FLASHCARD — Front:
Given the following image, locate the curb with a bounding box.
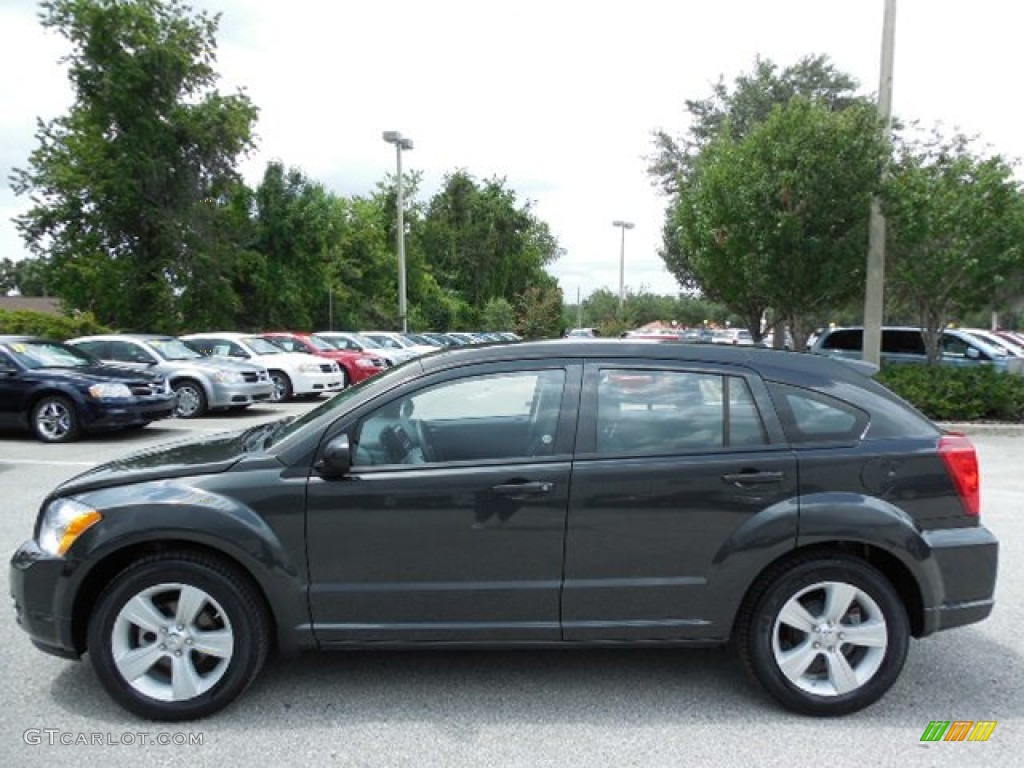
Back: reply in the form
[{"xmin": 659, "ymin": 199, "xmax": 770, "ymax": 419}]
[{"xmin": 937, "ymin": 422, "xmax": 1024, "ymax": 436}]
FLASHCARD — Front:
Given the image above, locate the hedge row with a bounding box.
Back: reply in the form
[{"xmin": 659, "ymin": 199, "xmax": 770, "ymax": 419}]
[
  {"xmin": 0, "ymin": 309, "xmax": 110, "ymax": 340},
  {"xmin": 876, "ymin": 364, "xmax": 1024, "ymax": 422}
]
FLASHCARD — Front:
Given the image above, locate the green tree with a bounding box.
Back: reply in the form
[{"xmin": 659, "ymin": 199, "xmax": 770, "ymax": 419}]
[
  {"xmin": 11, "ymin": 0, "xmax": 258, "ymax": 332},
  {"xmin": 669, "ymin": 97, "xmax": 887, "ymax": 347},
  {"xmin": 416, "ymin": 171, "xmax": 562, "ymax": 324},
  {"xmin": 0, "ymin": 257, "xmax": 52, "ymax": 296},
  {"xmin": 515, "ymin": 275, "xmax": 563, "ymax": 339},
  {"xmin": 884, "ymin": 129, "xmax": 1024, "ymax": 363},
  {"xmin": 650, "ymin": 55, "xmax": 868, "ymax": 298},
  {"xmin": 481, "ymin": 297, "xmax": 516, "ymax": 331}
]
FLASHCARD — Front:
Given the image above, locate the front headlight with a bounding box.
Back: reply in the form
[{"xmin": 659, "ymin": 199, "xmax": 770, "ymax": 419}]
[
  {"xmin": 355, "ymin": 358, "xmax": 377, "ymax": 369},
  {"xmin": 298, "ymin": 363, "xmax": 321, "ymax": 373},
  {"xmin": 214, "ymin": 369, "xmax": 243, "ymax": 383},
  {"xmin": 38, "ymin": 498, "xmax": 102, "ymax": 556},
  {"xmin": 88, "ymin": 382, "xmax": 133, "ymax": 399}
]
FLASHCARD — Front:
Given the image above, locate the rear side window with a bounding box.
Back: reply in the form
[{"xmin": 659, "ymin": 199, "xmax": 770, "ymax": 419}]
[
  {"xmin": 768, "ymin": 383, "xmax": 868, "ymax": 445},
  {"xmin": 594, "ymin": 370, "xmax": 767, "ymax": 455},
  {"xmin": 821, "ymin": 330, "xmax": 861, "ymax": 351},
  {"xmin": 881, "ymin": 330, "xmax": 925, "ymax": 355}
]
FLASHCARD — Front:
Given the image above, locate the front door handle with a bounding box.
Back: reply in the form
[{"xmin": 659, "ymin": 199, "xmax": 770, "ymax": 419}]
[
  {"xmin": 721, "ymin": 471, "xmax": 784, "ymax": 487},
  {"xmin": 491, "ymin": 481, "xmax": 554, "ymax": 496}
]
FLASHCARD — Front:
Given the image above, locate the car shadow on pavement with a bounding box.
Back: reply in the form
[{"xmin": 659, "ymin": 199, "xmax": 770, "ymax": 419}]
[{"xmin": 47, "ymin": 628, "xmax": 1022, "ymax": 727}]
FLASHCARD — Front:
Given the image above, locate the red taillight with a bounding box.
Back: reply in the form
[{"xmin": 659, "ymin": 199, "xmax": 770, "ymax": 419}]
[{"xmin": 938, "ymin": 433, "xmax": 980, "ymax": 516}]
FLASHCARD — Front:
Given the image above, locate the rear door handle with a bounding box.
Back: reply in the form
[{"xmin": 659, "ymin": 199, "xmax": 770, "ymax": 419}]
[
  {"xmin": 491, "ymin": 481, "xmax": 554, "ymax": 496},
  {"xmin": 721, "ymin": 471, "xmax": 784, "ymax": 487}
]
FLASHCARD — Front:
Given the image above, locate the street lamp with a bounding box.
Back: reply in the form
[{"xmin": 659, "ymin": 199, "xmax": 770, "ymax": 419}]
[
  {"xmin": 612, "ymin": 220, "xmax": 634, "ymax": 310},
  {"xmin": 382, "ymin": 130, "xmax": 414, "ymax": 332}
]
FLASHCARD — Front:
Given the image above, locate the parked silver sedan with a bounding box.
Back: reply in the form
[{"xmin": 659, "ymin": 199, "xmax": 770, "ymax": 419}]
[{"xmin": 68, "ymin": 334, "xmax": 274, "ymax": 418}]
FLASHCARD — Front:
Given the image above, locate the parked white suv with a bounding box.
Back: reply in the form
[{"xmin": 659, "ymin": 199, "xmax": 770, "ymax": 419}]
[{"xmin": 181, "ymin": 333, "xmax": 345, "ymax": 401}]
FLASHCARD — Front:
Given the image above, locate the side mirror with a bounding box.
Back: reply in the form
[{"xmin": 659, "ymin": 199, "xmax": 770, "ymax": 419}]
[
  {"xmin": 316, "ymin": 434, "xmax": 352, "ymax": 477},
  {"xmin": 965, "ymin": 347, "xmax": 981, "ymax": 360}
]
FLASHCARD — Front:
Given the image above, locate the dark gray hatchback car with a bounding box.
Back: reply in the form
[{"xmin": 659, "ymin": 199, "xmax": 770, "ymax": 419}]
[{"xmin": 10, "ymin": 341, "xmax": 998, "ymax": 720}]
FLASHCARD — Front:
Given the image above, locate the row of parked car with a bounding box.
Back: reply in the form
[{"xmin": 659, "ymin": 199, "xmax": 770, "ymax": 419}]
[{"xmin": 0, "ymin": 330, "xmax": 521, "ymax": 443}]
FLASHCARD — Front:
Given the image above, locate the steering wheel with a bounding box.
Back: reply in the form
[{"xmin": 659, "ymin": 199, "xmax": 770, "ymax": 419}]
[{"xmin": 400, "ymin": 398, "xmax": 435, "ymax": 463}]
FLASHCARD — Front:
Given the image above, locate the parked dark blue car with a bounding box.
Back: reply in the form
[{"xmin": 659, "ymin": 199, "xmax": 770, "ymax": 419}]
[{"xmin": 0, "ymin": 336, "xmax": 176, "ymax": 442}]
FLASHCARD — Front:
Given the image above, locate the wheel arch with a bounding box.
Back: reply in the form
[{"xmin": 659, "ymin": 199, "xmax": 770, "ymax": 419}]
[
  {"xmin": 70, "ymin": 537, "xmax": 309, "ymax": 659},
  {"xmin": 731, "ymin": 542, "xmax": 926, "ymax": 640}
]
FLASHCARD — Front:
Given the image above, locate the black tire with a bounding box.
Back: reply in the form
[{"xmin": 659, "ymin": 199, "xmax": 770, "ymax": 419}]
[
  {"xmin": 736, "ymin": 554, "xmax": 909, "ymax": 716},
  {"xmin": 87, "ymin": 550, "xmax": 269, "ymax": 721},
  {"xmin": 268, "ymin": 371, "xmax": 292, "ymax": 402},
  {"xmin": 30, "ymin": 394, "xmax": 82, "ymax": 443},
  {"xmin": 173, "ymin": 380, "xmax": 208, "ymax": 419}
]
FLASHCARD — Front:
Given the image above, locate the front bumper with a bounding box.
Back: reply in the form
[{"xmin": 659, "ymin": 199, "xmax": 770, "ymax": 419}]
[
  {"xmin": 83, "ymin": 394, "xmax": 177, "ymax": 430},
  {"xmin": 10, "ymin": 539, "xmax": 80, "ymax": 659},
  {"xmin": 920, "ymin": 525, "xmax": 998, "ymax": 636},
  {"xmin": 207, "ymin": 379, "xmax": 275, "ymax": 409},
  {"xmin": 291, "ymin": 369, "xmax": 345, "ymax": 396}
]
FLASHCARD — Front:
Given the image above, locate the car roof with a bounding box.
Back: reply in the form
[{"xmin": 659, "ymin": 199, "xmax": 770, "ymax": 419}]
[
  {"xmin": 417, "ymin": 338, "xmax": 875, "ymax": 382},
  {"xmin": 70, "ymin": 333, "xmax": 176, "ymax": 343}
]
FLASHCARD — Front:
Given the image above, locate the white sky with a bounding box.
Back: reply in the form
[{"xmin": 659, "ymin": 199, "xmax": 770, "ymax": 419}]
[{"xmin": 2, "ymin": 0, "xmax": 1023, "ymax": 302}]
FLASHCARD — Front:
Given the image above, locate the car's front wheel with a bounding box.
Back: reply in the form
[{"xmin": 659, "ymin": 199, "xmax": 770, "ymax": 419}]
[
  {"xmin": 173, "ymin": 380, "xmax": 207, "ymax": 419},
  {"xmin": 30, "ymin": 394, "xmax": 81, "ymax": 443},
  {"xmin": 87, "ymin": 551, "xmax": 269, "ymax": 721},
  {"xmin": 268, "ymin": 371, "xmax": 292, "ymax": 402},
  {"xmin": 737, "ymin": 554, "xmax": 909, "ymax": 716}
]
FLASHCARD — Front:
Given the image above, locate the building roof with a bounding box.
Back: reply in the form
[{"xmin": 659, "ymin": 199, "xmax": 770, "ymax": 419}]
[{"xmin": 0, "ymin": 296, "xmax": 63, "ymax": 315}]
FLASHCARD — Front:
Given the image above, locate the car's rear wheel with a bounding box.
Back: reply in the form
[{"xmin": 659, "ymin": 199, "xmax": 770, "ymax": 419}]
[
  {"xmin": 87, "ymin": 551, "xmax": 269, "ymax": 721},
  {"xmin": 268, "ymin": 371, "xmax": 292, "ymax": 402},
  {"xmin": 30, "ymin": 394, "xmax": 81, "ymax": 443},
  {"xmin": 173, "ymin": 380, "xmax": 207, "ymax": 419},
  {"xmin": 737, "ymin": 555, "xmax": 909, "ymax": 716}
]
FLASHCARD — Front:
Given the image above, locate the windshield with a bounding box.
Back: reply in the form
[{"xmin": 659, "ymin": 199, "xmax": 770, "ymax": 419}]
[
  {"xmin": 306, "ymin": 335, "xmax": 335, "ymax": 351},
  {"xmin": 405, "ymin": 334, "xmax": 441, "ymax": 346},
  {"xmin": 241, "ymin": 337, "xmax": 284, "ymax": 355},
  {"xmin": 366, "ymin": 334, "xmax": 406, "ymax": 350},
  {"xmin": 3, "ymin": 340, "xmax": 95, "ymax": 369},
  {"xmin": 149, "ymin": 338, "xmax": 203, "ymax": 361}
]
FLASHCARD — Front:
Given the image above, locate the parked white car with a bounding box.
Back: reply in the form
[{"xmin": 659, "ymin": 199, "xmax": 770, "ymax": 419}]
[
  {"xmin": 181, "ymin": 332, "xmax": 345, "ymax": 401},
  {"xmin": 315, "ymin": 331, "xmax": 415, "ymax": 366},
  {"xmin": 361, "ymin": 331, "xmax": 435, "ymax": 358}
]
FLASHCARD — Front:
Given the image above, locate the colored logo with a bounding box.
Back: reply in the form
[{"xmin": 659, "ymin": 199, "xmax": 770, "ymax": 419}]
[{"xmin": 920, "ymin": 721, "xmax": 996, "ymax": 742}]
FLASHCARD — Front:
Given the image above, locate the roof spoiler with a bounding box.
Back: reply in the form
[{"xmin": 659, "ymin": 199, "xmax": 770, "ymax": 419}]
[{"xmin": 835, "ymin": 357, "xmax": 880, "ymax": 377}]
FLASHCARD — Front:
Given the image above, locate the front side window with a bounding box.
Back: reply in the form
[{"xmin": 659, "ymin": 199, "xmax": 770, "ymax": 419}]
[
  {"xmin": 353, "ymin": 369, "xmax": 566, "ymax": 467},
  {"xmin": 594, "ymin": 369, "xmax": 767, "ymax": 455},
  {"xmin": 108, "ymin": 340, "xmax": 155, "ymax": 364}
]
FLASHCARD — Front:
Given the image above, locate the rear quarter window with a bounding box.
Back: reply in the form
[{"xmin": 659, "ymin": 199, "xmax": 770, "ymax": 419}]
[{"xmin": 768, "ymin": 382, "xmax": 868, "ymax": 445}]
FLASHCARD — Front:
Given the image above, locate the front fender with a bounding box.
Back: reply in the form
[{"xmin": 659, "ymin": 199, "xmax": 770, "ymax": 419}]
[{"xmin": 62, "ymin": 478, "xmax": 312, "ymax": 654}]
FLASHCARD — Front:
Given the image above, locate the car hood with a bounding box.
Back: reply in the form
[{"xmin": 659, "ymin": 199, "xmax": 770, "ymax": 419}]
[
  {"xmin": 53, "ymin": 429, "xmax": 248, "ymax": 496},
  {"xmin": 28, "ymin": 364, "xmax": 162, "ymax": 385},
  {"xmin": 166, "ymin": 357, "xmax": 265, "ymax": 373}
]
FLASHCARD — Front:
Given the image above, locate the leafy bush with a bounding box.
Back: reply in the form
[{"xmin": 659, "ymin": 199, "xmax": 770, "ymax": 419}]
[
  {"xmin": 877, "ymin": 365, "xmax": 1024, "ymax": 422},
  {"xmin": 0, "ymin": 309, "xmax": 110, "ymax": 340}
]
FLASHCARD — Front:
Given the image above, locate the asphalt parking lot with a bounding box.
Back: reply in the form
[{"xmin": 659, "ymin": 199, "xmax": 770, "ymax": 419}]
[{"xmin": 0, "ymin": 401, "xmax": 1021, "ymax": 767}]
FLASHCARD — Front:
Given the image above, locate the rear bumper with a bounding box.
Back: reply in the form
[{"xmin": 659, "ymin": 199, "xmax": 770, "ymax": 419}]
[{"xmin": 919, "ymin": 525, "xmax": 998, "ymax": 636}]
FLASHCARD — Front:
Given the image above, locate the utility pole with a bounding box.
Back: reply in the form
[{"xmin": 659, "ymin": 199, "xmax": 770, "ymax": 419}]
[{"xmin": 862, "ymin": 0, "xmax": 897, "ymax": 366}]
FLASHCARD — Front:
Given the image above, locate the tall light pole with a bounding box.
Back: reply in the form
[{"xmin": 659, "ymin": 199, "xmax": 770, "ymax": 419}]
[
  {"xmin": 862, "ymin": 0, "xmax": 897, "ymax": 366},
  {"xmin": 612, "ymin": 220, "xmax": 634, "ymax": 311},
  {"xmin": 383, "ymin": 130, "xmax": 414, "ymax": 332}
]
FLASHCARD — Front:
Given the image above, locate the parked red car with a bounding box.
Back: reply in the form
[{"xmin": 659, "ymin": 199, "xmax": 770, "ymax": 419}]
[{"xmin": 260, "ymin": 332, "xmax": 387, "ymax": 386}]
